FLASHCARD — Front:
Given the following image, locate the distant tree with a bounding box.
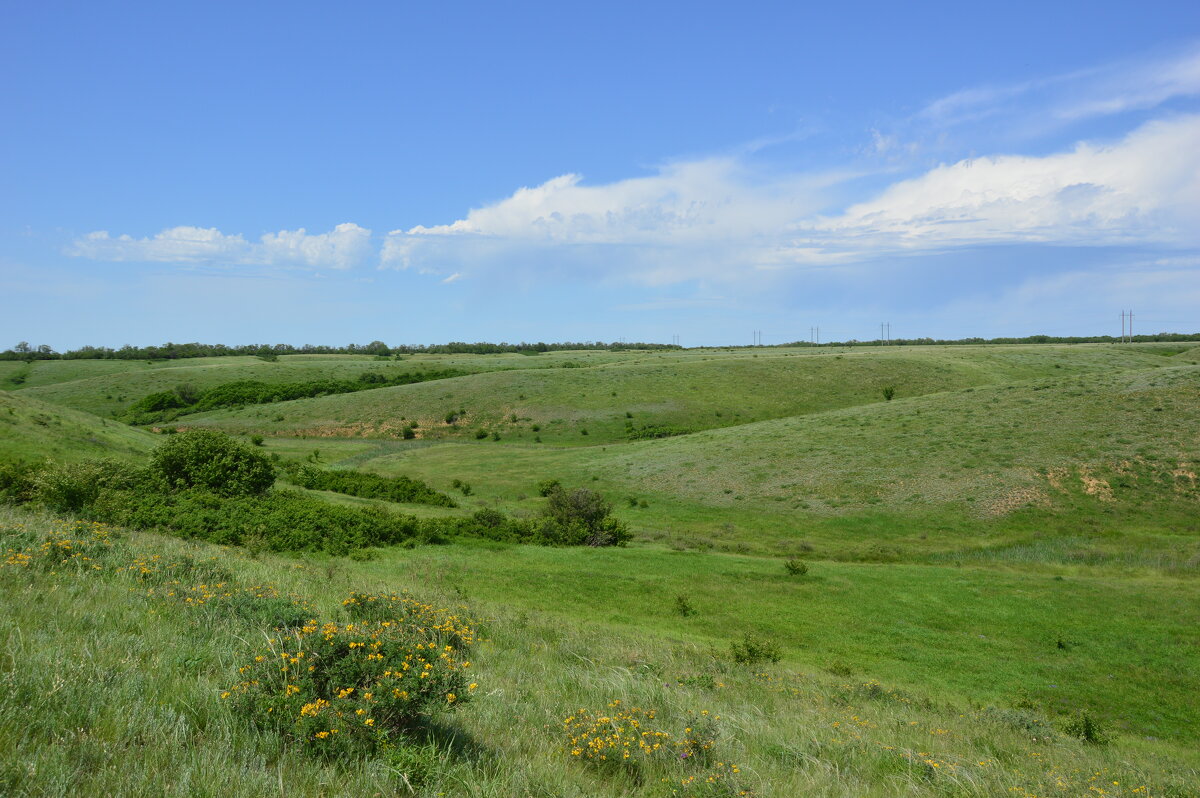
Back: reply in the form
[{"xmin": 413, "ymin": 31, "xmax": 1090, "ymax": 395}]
[{"xmin": 540, "ymin": 485, "xmax": 630, "ymax": 546}]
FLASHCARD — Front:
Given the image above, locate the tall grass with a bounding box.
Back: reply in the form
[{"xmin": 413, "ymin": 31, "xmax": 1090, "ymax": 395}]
[{"xmin": 3, "ymin": 505, "xmax": 1197, "ymax": 796}]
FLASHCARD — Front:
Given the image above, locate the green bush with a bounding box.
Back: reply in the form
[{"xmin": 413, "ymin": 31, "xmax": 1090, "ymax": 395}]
[
  {"xmin": 1062, "ymin": 710, "xmax": 1109, "ymax": 745},
  {"xmin": 32, "ymin": 459, "xmax": 141, "ymax": 514},
  {"xmin": 730, "ymin": 632, "xmax": 782, "ymax": 665},
  {"xmin": 283, "ymin": 463, "xmax": 456, "ymax": 507},
  {"xmin": 784, "ymin": 558, "xmax": 808, "ymax": 576},
  {"xmin": 539, "ymin": 485, "xmax": 630, "ymax": 546},
  {"xmin": 226, "ymin": 616, "xmax": 476, "ymax": 757},
  {"xmin": 151, "ymin": 429, "xmax": 275, "ymax": 496},
  {"xmin": 0, "ymin": 460, "xmax": 40, "ymax": 504}
]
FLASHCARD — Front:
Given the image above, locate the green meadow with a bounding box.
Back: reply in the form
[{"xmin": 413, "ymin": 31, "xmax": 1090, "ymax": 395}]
[{"xmin": 2, "ymin": 342, "xmax": 1198, "ymax": 796}]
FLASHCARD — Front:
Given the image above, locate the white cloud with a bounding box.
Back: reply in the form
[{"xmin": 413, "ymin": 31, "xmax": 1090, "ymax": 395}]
[
  {"xmin": 919, "ymin": 43, "xmax": 1200, "ymax": 130},
  {"xmin": 802, "ymin": 114, "xmax": 1200, "ymax": 254},
  {"xmin": 381, "ymin": 115, "xmax": 1200, "ymax": 281},
  {"xmin": 68, "ymin": 223, "xmax": 371, "ymax": 270}
]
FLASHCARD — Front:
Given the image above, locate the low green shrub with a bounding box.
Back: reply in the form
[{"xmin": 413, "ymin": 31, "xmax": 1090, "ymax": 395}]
[
  {"xmin": 283, "ymin": 463, "xmax": 456, "ymax": 507},
  {"xmin": 783, "ymin": 558, "xmax": 808, "ymax": 576},
  {"xmin": 1063, "ymin": 710, "xmax": 1109, "ymax": 744},
  {"xmin": 730, "ymin": 632, "xmax": 782, "ymax": 666}
]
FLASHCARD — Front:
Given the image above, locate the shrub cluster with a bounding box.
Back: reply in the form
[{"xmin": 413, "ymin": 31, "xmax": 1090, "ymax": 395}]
[
  {"xmin": 152, "ymin": 428, "xmax": 275, "ymax": 496},
  {"xmin": 122, "ymin": 369, "xmax": 465, "ymax": 424},
  {"xmin": 225, "ymin": 607, "xmax": 477, "ymax": 757},
  {"xmin": 2, "ymin": 433, "xmax": 632, "ymax": 555},
  {"xmin": 283, "ymin": 463, "xmax": 456, "ymax": 508},
  {"xmin": 626, "ymin": 422, "xmax": 693, "ymax": 441},
  {"xmin": 563, "ymin": 701, "xmax": 750, "ymax": 796},
  {"xmin": 730, "ymin": 633, "xmax": 782, "ymax": 666}
]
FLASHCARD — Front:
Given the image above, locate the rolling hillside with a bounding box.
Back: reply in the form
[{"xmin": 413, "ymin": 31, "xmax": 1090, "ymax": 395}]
[
  {"xmin": 0, "ymin": 391, "xmax": 158, "ymax": 462},
  {"xmin": 184, "ymin": 344, "xmax": 1176, "ymax": 445}
]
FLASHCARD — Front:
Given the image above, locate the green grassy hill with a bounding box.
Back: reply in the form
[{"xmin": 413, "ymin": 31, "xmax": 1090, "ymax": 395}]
[
  {"xmin": 295, "ymin": 361, "xmax": 1198, "ymax": 559},
  {"xmin": 0, "ymin": 391, "xmax": 158, "ymax": 462},
  {"xmin": 3, "ymin": 342, "xmax": 1199, "ymax": 796},
  {"xmin": 185, "ymin": 344, "xmax": 1174, "ymax": 445},
  {"xmin": 11, "ymin": 350, "xmax": 688, "ymax": 418}
]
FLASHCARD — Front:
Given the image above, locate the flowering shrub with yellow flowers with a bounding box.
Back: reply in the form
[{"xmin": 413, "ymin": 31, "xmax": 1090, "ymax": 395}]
[
  {"xmin": 225, "ymin": 599, "xmax": 478, "ymax": 757},
  {"xmin": 563, "ymin": 701, "xmax": 752, "ymax": 796},
  {"xmin": 2, "ymin": 518, "xmax": 118, "ymax": 572},
  {"xmin": 342, "ymin": 590, "xmax": 478, "ymax": 648}
]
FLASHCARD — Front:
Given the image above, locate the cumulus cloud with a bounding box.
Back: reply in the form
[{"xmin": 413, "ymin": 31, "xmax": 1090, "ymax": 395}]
[
  {"xmin": 68, "ymin": 222, "xmax": 371, "ymax": 270},
  {"xmin": 381, "ymin": 114, "xmax": 1200, "ymax": 281},
  {"xmin": 801, "ymin": 115, "xmax": 1200, "ymax": 254}
]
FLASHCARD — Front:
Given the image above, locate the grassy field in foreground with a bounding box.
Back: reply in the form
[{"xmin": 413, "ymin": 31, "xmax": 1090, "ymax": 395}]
[{"xmin": 3, "ymin": 506, "xmax": 1197, "ymax": 797}]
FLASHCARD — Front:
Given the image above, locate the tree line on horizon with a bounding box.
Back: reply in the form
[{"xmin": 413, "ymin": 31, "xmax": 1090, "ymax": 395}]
[
  {"xmin": 3, "ymin": 332, "xmax": 1198, "ymax": 362},
  {"xmin": 0, "ymin": 340, "xmax": 682, "ymax": 361}
]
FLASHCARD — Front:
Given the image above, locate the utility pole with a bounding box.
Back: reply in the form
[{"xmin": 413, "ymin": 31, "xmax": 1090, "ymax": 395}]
[
  {"xmin": 881, "ymin": 322, "xmax": 891, "ymax": 345},
  {"xmin": 1127, "ymin": 310, "xmax": 1133, "ymax": 342}
]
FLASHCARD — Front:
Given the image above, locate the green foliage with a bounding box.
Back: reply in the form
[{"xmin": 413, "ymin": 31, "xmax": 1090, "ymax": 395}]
[
  {"xmin": 0, "ymin": 460, "xmax": 39, "ymax": 504},
  {"xmin": 730, "ymin": 632, "xmax": 782, "ymax": 666},
  {"xmin": 150, "ymin": 429, "xmax": 275, "ymax": 497},
  {"xmin": 121, "ymin": 369, "xmax": 467, "ymax": 424},
  {"xmin": 625, "ymin": 422, "xmax": 692, "ymax": 440},
  {"xmin": 1063, "ymin": 710, "xmax": 1109, "ymax": 745},
  {"xmin": 784, "ymin": 558, "xmax": 808, "ymax": 576},
  {"xmin": 537, "ymin": 478, "xmax": 562, "ymax": 497},
  {"xmin": 226, "ymin": 615, "xmax": 476, "ymax": 757},
  {"xmin": 283, "ymin": 463, "xmax": 456, "ymax": 507},
  {"xmin": 536, "ymin": 485, "xmax": 631, "ymax": 547},
  {"xmin": 124, "ymin": 390, "xmax": 186, "ymax": 421},
  {"xmin": 674, "ymin": 594, "xmax": 695, "ymax": 617},
  {"xmin": 173, "ymin": 383, "xmax": 201, "ymax": 404},
  {"xmin": 881, "ymin": 386, "xmax": 896, "ymax": 401},
  {"xmin": 32, "ymin": 459, "xmax": 140, "ymax": 514}
]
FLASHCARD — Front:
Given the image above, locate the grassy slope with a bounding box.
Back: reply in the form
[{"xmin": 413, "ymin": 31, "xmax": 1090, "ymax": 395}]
[
  {"xmin": 3, "ymin": 506, "xmax": 1197, "ymax": 798},
  {"xmin": 12, "ymin": 350, "xmax": 681, "ymax": 418},
  {"xmin": 13, "ymin": 355, "xmax": 422, "ymax": 418},
  {"xmin": 186, "ymin": 344, "xmax": 1173, "ymax": 445},
  {"xmin": 0, "ymin": 391, "xmax": 157, "ymax": 462},
  {"xmin": 316, "ymin": 363, "xmax": 1198, "ymax": 557}
]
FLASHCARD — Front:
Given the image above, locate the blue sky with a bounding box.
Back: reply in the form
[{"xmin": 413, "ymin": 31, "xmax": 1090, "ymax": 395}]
[{"xmin": 3, "ymin": 1, "xmax": 1199, "ymax": 349}]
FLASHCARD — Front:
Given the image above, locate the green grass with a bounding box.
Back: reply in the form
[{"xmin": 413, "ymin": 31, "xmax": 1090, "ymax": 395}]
[
  {"xmin": 6, "ymin": 341, "xmax": 1200, "ymax": 795},
  {"xmin": 3, "ymin": 506, "xmax": 1197, "ymax": 797},
  {"xmin": 294, "ymin": 363, "xmax": 1198, "ymax": 558},
  {"xmin": 13, "ymin": 349, "xmax": 698, "ymax": 419},
  {"xmin": 185, "ymin": 344, "xmax": 1177, "ymax": 445},
  {"xmin": 0, "ymin": 390, "xmax": 157, "ymax": 462}
]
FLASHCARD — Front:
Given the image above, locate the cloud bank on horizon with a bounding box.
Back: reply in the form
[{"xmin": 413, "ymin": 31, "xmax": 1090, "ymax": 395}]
[{"xmin": 59, "ymin": 40, "xmax": 1200, "ymax": 342}]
